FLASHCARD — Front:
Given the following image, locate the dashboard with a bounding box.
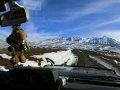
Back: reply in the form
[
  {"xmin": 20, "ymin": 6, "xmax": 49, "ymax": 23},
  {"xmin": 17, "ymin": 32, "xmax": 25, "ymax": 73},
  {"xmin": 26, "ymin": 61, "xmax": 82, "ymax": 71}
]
[{"xmin": 0, "ymin": 66, "xmax": 120, "ymax": 90}]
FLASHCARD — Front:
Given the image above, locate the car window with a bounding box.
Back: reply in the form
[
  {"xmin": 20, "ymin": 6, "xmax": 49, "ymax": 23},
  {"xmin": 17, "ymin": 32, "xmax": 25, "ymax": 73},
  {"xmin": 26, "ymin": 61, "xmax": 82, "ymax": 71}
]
[{"xmin": 0, "ymin": 0, "xmax": 120, "ymax": 76}]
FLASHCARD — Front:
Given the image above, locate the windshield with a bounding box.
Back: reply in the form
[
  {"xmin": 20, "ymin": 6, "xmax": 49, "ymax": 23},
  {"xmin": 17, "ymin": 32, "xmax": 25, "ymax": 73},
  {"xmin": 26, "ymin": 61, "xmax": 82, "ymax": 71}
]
[{"xmin": 0, "ymin": 0, "xmax": 120, "ymax": 77}]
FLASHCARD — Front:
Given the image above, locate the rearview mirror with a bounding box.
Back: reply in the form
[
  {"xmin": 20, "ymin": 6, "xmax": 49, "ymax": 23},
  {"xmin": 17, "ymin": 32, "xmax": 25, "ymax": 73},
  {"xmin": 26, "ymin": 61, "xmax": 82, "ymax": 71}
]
[{"xmin": 0, "ymin": 8, "xmax": 29, "ymax": 27}]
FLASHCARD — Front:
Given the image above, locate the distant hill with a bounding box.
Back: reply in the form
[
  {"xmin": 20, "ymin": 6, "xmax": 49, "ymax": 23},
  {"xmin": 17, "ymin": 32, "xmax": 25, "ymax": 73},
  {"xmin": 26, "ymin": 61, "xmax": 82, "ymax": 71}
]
[
  {"xmin": 29, "ymin": 36, "xmax": 120, "ymax": 53},
  {"xmin": 1, "ymin": 36, "xmax": 120, "ymax": 53}
]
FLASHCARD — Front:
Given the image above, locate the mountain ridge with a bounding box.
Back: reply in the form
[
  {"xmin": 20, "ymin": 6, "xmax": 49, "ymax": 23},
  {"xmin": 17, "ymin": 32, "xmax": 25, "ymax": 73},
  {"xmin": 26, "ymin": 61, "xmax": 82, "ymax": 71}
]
[
  {"xmin": 29, "ymin": 36, "xmax": 120, "ymax": 50},
  {"xmin": 0, "ymin": 36, "xmax": 120, "ymax": 53}
]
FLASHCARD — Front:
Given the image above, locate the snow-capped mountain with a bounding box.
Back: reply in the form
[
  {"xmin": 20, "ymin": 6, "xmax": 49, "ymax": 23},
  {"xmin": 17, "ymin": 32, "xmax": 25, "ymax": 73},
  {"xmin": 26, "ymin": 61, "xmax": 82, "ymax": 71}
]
[
  {"xmin": 29, "ymin": 36, "xmax": 120, "ymax": 51},
  {"xmin": 60, "ymin": 36, "xmax": 120, "ymax": 45},
  {"xmin": 84, "ymin": 36, "xmax": 120, "ymax": 47},
  {"xmin": 1, "ymin": 36, "xmax": 120, "ymax": 53}
]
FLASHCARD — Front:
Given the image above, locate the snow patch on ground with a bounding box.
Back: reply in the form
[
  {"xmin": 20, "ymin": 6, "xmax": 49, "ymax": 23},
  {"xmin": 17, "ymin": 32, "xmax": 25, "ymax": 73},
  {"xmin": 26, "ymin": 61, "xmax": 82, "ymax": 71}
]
[
  {"xmin": 0, "ymin": 66, "xmax": 8, "ymax": 71},
  {"xmin": 89, "ymin": 56, "xmax": 114, "ymax": 69},
  {"xmin": 18, "ymin": 60, "xmax": 39, "ymax": 67},
  {"xmin": 0, "ymin": 54, "xmax": 39, "ymax": 67},
  {"xmin": 0, "ymin": 54, "xmax": 11, "ymax": 60},
  {"xmin": 89, "ymin": 55, "xmax": 120, "ymax": 76},
  {"xmin": 114, "ymin": 60, "xmax": 119, "ymax": 64},
  {"xmin": 0, "ymin": 49, "xmax": 77, "ymax": 70},
  {"xmin": 31, "ymin": 49, "xmax": 78, "ymax": 65}
]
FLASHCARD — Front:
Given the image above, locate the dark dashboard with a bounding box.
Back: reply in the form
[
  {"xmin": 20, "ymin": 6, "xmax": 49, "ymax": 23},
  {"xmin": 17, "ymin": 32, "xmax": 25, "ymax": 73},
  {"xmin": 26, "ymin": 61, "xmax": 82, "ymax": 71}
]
[{"xmin": 0, "ymin": 66, "xmax": 120, "ymax": 90}]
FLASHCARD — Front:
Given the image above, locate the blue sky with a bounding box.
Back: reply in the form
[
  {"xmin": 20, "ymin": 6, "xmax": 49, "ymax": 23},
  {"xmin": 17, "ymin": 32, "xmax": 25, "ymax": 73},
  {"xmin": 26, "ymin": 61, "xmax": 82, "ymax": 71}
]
[{"xmin": 1, "ymin": 0, "xmax": 120, "ymax": 41}]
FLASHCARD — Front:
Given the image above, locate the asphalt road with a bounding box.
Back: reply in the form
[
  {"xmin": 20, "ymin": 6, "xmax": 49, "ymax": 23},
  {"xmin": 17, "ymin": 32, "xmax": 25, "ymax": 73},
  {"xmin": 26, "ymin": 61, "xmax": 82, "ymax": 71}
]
[
  {"xmin": 72, "ymin": 49, "xmax": 108, "ymax": 68},
  {"xmin": 72, "ymin": 49, "xmax": 120, "ymax": 76}
]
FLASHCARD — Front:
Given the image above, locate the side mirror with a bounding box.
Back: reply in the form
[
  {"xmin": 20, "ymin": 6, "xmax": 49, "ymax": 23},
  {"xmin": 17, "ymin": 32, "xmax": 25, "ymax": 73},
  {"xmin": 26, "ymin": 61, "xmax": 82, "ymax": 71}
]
[
  {"xmin": 0, "ymin": 8, "xmax": 29, "ymax": 27},
  {"xmin": 0, "ymin": 0, "xmax": 7, "ymax": 12}
]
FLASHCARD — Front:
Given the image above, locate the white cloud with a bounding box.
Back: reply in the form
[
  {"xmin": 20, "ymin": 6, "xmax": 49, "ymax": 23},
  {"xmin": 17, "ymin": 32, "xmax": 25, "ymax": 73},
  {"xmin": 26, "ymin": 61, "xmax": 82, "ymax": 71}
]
[
  {"xmin": 71, "ymin": 0, "xmax": 120, "ymax": 20},
  {"xmin": 98, "ymin": 30, "xmax": 120, "ymax": 42},
  {"xmin": 65, "ymin": 16, "xmax": 120, "ymax": 33},
  {"xmin": 0, "ymin": 21, "xmax": 61, "ymax": 41},
  {"xmin": 22, "ymin": 0, "xmax": 47, "ymax": 11},
  {"xmin": 24, "ymin": 21, "xmax": 60, "ymax": 41},
  {"xmin": 49, "ymin": 0, "xmax": 120, "ymax": 22},
  {"xmin": 94, "ymin": 17, "xmax": 120, "ymax": 28},
  {"xmin": 27, "ymin": 32, "xmax": 60, "ymax": 41},
  {"xmin": 24, "ymin": 21, "xmax": 38, "ymax": 33}
]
